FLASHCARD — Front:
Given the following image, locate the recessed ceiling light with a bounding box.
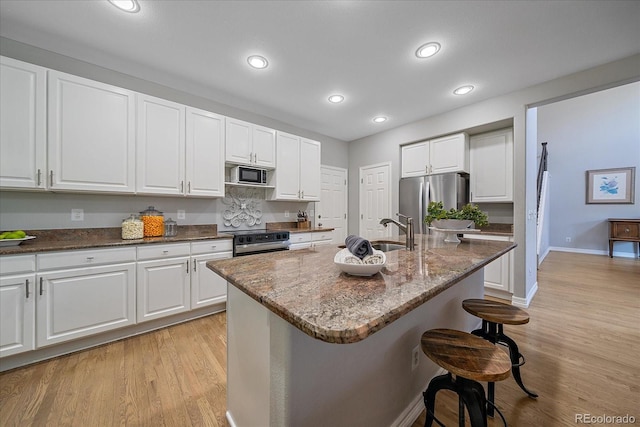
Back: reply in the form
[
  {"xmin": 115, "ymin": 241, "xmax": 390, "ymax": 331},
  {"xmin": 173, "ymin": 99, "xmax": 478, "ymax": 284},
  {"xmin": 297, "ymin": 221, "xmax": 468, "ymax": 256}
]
[
  {"xmin": 453, "ymin": 85, "xmax": 474, "ymax": 95},
  {"xmin": 247, "ymin": 55, "xmax": 269, "ymax": 69},
  {"xmin": 415, "ymin": 42, "xmax": 441, "ymax": 59},
  {"xmin": 328, "ymin": 95, "xmax": 344, "ymax": 104},
  {"xmin": 373, "ymin": 116, "xmax": 387, "ymax": 123},
  {"xmin": 108, "ymin": 0, "xmax": 140, "ymax": 13}
]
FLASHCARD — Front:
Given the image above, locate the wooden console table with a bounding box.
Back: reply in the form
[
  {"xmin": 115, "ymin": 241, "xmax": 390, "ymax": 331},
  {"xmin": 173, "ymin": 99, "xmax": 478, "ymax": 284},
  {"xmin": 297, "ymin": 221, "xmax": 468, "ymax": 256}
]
[{"xmin": 608, "ymin": 218, "xmax": 640, "ymax": 258}]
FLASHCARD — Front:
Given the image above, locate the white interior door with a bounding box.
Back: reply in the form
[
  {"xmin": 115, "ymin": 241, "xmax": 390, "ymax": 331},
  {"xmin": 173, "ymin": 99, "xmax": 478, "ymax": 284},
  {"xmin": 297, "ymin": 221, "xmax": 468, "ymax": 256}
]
[
  {"xmin": 359, "ymin": 162, "xmax": 392, "ymax": 239},
  {"xmin": 318, "ymin": 166, "xmax": 348, "ymax": 243}
]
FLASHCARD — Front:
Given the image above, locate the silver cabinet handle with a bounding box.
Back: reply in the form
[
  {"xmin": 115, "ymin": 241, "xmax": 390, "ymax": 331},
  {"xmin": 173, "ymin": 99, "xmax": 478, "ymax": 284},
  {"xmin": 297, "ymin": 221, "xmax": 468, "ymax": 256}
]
[
  {"xmin": 163, "ymin": 250, "xmax": 169, "ymax": 254},
  {"xmin": 188, "ymin": 181, "xmax": 191, "ymax": 193},
  {"xmin": 186, "ymin": 260, "xmax": 190, "ymax": 273},
  {"xmin": 25, "ymin": 279, "xmax": 30, "ymax": 298},
  {"xmin": 86, "ymin": 256, "xmax": 94, "ymax": 261},
  {"xmin": 37, "ymin": 169, "xmax": 42, "ymax": 186},
  {"xmin": 180, "ymin": 181, "xmax": 184, "ymax": 192},
  {"xmin": 193, "ymin": 259, "xmax": 197, "ymax": 272},
  {"xmin": 39, "ymin": 277, "xmax": 44, "ymax": 296},
  {"xmin": 49, "ymin": 170, "xmax": 54, "ymax": 187},
  {"xmin": 301, "ymin": 190, "xmax": 304, "ymax": 199}
]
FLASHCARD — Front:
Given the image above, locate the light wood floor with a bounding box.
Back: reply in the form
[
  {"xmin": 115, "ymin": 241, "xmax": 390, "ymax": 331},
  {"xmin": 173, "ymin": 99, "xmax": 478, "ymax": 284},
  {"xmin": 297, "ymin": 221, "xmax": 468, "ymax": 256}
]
[{"xmin": 1, "ymin": 251, "xmax": 638, "ymax": 426}]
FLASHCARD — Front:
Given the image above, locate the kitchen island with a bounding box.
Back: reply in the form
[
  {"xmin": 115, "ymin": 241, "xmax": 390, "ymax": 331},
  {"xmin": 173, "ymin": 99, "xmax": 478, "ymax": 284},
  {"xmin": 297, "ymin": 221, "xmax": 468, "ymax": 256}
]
[{"xmin": 207, "ymin": 234, "xmax": 516, "ymax": 427}]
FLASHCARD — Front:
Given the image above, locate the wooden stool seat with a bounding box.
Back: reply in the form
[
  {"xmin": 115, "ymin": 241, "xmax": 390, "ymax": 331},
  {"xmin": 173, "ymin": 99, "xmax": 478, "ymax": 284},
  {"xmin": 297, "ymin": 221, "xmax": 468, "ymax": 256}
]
[
  {"xmin": 462, "ymin": 299, "xmax": 530, "ymax": 325},
  {"xmin": 420, "ymin": 329, "xmax": 511, "ymax": 427},
  {"xmin": 421, "ymin": 329, "xmax": 512, "ymax": 382}
]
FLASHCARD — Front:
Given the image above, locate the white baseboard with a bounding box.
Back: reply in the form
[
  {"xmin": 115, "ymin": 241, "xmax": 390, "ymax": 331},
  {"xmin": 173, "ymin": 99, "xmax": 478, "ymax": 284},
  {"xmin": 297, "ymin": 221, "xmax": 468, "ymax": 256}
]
[
  {"xmin": 392, "ymin": 368, "xmax": 447, "ymax": 427},
  {"xmin": 538, "ymin": 247, "xmax": 551, "ymax": 265},
  {"xmin": 549, "ymin": 246, "xmax": 638, "ymax": 259},
  {"xmin": 512, "ymin": 281, "xmax": 537, "ymax": 308}
]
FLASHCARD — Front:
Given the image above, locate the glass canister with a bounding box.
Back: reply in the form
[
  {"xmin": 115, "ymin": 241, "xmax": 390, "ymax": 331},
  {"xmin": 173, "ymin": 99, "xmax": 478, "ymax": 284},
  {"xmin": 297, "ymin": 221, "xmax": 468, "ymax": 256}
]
[
  {"xmin": 139, "ymin": 206, "xmax": 164, "ymax": 237},
  {"xmin": 164, "ymin": 218, "xmax": 177, "ymax": 237},
  {"xmin": 121, "ymin": 214, "xmax": 144, "ymax": 240}
]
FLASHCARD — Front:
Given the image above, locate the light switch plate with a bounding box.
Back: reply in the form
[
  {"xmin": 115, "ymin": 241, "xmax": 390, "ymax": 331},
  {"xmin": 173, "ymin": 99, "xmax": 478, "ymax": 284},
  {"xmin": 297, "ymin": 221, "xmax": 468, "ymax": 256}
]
[
  {"xmin": 177, "ymin": 210, "xmax": 186, "ymax": 220},
  {"xmin": 71, "ymin": 209, "xmax": 84, "ymax": 221}
]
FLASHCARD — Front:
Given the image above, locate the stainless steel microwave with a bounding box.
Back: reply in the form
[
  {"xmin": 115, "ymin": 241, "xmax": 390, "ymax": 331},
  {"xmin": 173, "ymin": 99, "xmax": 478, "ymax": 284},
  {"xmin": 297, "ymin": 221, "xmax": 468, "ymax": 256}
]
[{"xmin": 230, "ymin": 166, "xmax": 267, "ymax": 185}]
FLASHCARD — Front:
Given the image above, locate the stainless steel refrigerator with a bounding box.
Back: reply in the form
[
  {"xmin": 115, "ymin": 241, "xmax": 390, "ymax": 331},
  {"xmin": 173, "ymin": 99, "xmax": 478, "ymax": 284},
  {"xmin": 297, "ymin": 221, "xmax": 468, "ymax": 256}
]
[{"xmin": 399, "ymin": 173, "xmax": 469, "ymax": 234}]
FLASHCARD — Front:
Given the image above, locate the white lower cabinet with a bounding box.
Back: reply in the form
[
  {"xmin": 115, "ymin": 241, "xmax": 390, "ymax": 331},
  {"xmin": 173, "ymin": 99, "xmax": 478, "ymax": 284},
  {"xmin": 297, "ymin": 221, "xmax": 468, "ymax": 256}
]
[
  {"xmin": 311, "ymin": 230, "xmax": 334, "ymax": 248},
  {"xmin": 36, "ymin": 247, "xmax": 137, "ymax": 347},
  {"xmin": 190, "ymin": 240, "xmax": 232, "ymax": 309},
  {"xmin": 464, "ymin": 234, "xmax": 513, "ymax": 295},
  {"xmin": 136, "ymin": 243, "xmax": 191, "ymax": 323},
  {"xmin": 289, "ymin": 232, "xmax": 312, "ymax": 250},
  {"xmin": 0, "ymin": 255, "xmax": 36, "ymax": 357}
]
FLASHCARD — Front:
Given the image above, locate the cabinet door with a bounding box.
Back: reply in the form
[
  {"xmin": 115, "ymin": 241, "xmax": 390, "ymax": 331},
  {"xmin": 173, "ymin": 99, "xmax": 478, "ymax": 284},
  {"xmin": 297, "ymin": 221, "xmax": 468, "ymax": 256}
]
[
  {"xmin": 136, "ymin": 257, "xmax": 190, "ymax": 323},
  {"xmin": 191, "ymin": 252, "xmax": 231, "ymax": 309},
  {"xmin": 273, "ymin": 132, "xmax": 301, "ymax": 200},
  {"xmin": 430, "ymin": 133, "xmax": 469, "ymax": 174},
  {"xmin": 48, "ymin": 71, "xmax": 135, "ymax": 193},
  {"xmin": 37, "ymin": 263, "xmax": 136, "ymax": 347},
  {"xmin": 0, "ymin": 273, "xmax": 35, "ymax": 357},
  {"xmin": 299, "ymin": 138, "xmax": 321, "ymax": 201},
  {"xmin": 470, "ymin": 128, "xmax": 513, "ymax": 202},
  {"xmin": 401, "ymin": 142, "xmax": 429, "ymax": 178},
  {"xmin": 136, "ymin": 94, "xmax": 186, "ymax": 195},
  {"xmin": 252, "ymin": 125, "xmax": 276, "ymax": 168},
  {"xmin": 186, "ymin": 107, "xmax": 225, "ymax": 197},
  {"xmin": 225, "ymin": 118, "xmax": 252, "ymax": 165},
  {"xmin": 0, "ymin": 57, "xmax": 46, "ymax": 190}
]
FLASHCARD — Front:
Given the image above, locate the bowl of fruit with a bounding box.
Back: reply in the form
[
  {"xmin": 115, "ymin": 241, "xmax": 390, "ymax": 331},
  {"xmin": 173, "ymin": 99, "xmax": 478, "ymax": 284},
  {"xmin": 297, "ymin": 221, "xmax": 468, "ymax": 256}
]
[{"xmin": 0, "ymin": 230, "xmax": 36, "ymax": 247}]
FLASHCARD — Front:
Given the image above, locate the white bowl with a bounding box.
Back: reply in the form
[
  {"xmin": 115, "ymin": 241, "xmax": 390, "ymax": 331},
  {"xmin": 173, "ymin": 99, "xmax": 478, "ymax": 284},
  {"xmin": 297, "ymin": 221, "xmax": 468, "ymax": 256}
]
[
  {"xmin": 333, "ymin": 249, "xmax": 386, "ymax": 277},
  {"xmin": 0, "ymin": 235, "xmax": 36, "ymax": 247}
]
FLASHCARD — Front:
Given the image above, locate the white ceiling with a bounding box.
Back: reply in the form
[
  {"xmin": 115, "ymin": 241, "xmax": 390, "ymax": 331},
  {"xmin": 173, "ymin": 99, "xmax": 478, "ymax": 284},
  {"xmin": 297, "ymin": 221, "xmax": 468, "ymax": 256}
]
[{"xmin": 1, "ymin": 1, "xmax": 639, "ymax": 142}]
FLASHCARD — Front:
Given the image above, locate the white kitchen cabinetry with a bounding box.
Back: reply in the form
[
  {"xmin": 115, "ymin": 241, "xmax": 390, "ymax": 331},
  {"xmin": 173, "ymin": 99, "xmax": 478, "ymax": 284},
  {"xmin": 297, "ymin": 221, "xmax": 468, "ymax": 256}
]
[
  {"xmin": 464, "ymin": 234, "xmax": 514, "ymax": 297},
  {"xmin": 401, "ymin": 133, "xmax": 469, "ymax": 178},
  {"xmin": 136, "ymin": 94, "xmax": 186, "ymax": 195},
  {"xmin": 136, "ymin": 243, "xmax": 191, "ymax": 323},
  {"xmin": 0, "ymin": 255, "xmax": 36, "ymax": 357},
  {"xmin": 470, "ymin": 128, "xmax": 513, "ymax": 202},
  {"xmin": 270, "ymin": 132, "xmax": 321, "ymax": 201},
  {"xmin": 225, "ymin": 118, "xmax": 276, "ymax": 168},
  {"xmin": 289, "ymin": 233, "xmax": 312, "ymax": 250},
  {"xmin": 186, "ymin": 107, "xmax": 225, "ymax": 197},
  {"xmin": 190, "ymin": 240, "xmax": 232, "ymax": 309},
  {"xmin": 0, "ymin": 56, "xmax": 46, "ymax": 190},
  {"xmin": 36, "ymin": 248, "xmax": 136, "ymax": 347},
  {"xmin": 48, "ymin": 70, "xmax": 136, "ymax": 193},
  {"xmin": 311, "ymin": 230, "xmax": 334, "ymax": 248}
]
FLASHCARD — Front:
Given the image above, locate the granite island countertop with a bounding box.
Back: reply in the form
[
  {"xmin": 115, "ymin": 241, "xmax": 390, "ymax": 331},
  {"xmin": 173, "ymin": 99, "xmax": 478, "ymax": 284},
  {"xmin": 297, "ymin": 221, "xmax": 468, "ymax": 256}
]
[
  {"xmin": 0, "ymin": 225, "xmax": 232, "ymax": 256},
  {"xmin": 208, "ymin": 234, "xmax": 516, "ymax": 344}
]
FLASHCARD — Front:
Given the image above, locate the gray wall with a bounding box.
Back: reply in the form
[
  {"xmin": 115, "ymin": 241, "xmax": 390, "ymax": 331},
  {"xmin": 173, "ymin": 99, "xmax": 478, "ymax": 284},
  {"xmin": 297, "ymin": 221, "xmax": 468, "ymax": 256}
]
[
  {"xmin": 537, "ymin": 81, "xmax": 640, "ymax": 257},
  {"xmin": 0, "ymin": 37, "xmax": 349, "ymax": 232},
  {"xmin": 348, "ymin": 54, "xmax": 640, "ymax": 303}
]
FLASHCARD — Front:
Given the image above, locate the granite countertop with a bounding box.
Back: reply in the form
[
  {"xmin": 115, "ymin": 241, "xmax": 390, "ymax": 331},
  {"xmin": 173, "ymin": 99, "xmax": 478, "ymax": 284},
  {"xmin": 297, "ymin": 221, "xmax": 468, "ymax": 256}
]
[
  {"xmin": 208, "ymin": 234, "xmax": 516, "ymax": 344},
  {"xmin": 266, "ymin": 221, "xmax": 334, "ymax": 234},
  {"xmin": 0, "ymin": 225, "xmax": 232, "ymax": 256}
]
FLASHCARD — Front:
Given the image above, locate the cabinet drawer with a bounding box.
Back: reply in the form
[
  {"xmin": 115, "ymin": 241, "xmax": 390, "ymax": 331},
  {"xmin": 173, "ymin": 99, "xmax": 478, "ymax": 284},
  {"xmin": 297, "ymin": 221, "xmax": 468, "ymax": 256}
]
[
  {"xmin": 137, "ymin": 243, "xmax": 190, "ymax": 260},
  {"xmin": 612, "ymin": 222, "xmax": 639, "ymax": 239},
  {"xmin": 0, "ymin": 255, "xmax": 36, "ymax": 275},
  {"xmin": 191, "ymin": 239, "xmax": 233, "ymax": 255},
  {"xmin": 290, "ymin": 233, "xmax": 312, "ymax": 244},
  {"xmin": 312, "ymin": 231, "xmax": 333, "ymax": 242},
  {"xmin": 38, "ymin": 247, "xmax": 136, "ymax": 270}
]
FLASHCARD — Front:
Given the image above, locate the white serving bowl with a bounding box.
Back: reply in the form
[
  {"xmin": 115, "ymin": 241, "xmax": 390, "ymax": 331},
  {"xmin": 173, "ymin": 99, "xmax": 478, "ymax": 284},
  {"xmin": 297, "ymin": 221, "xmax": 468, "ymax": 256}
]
[
  {"xmin": 431, "ymin": 219, "xmax": 474, "ymax": 230},
  {"xmin": 333, "ymin": 249, "xmax": 386, "ymax": 277}
]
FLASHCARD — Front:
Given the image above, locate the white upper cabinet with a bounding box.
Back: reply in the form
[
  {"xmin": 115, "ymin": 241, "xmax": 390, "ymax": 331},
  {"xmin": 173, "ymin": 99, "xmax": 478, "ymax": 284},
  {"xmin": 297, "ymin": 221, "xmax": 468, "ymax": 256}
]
[
  {"xmin": 185, "ymin": 107, "xmax": 225, "ymax": 197},
  {"xmin": 401, "ymin": 133, "xmax": 469, "ymax": 178},
  {"xmin": 270, "ymin": 132, "xmax": 321, "ymax": 201},
  {"xmin": 0, "ymin": 56, "xmax": 47, "ymax": 190},
  {"xmin": 136, "ymin": 94, "xmax": 186, "ymax": 195},
  {"xmin": 225, "ymin": 118, "xmax": 276, "ymax": 168},
  {"xmin": 470, "ymin": 128, "xmax": 513, "ymax": 202},
  {"xmin": 48, "ymin": 70, "xmax": 136, "ymax": 193}
]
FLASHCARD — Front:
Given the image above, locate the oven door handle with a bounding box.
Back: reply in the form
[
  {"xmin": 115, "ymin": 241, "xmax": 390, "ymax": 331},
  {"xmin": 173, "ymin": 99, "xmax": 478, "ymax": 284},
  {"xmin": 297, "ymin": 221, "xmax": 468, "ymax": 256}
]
[{"xmin": 234, "ymin": 241, "xmax": 290, "ymax": 255}]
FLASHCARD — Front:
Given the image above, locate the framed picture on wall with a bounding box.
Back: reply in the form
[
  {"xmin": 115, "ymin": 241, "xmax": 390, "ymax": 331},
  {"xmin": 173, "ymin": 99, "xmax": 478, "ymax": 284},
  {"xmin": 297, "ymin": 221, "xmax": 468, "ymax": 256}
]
[{"xmin": 586, "ymin": 166, "xmax": 635, "ymax": 204}]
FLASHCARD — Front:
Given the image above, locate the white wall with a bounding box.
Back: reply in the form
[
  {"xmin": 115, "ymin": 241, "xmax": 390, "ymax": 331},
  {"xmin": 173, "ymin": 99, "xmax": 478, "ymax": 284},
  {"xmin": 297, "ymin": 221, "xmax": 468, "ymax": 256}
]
[
  {"xmin": 0, "ymin": 37, "xmax": 349, "ymax": 231},
  {"xmin": 537, "ymin": 81, "xmax": 640, "ymax": 257},
  {"xmin": 348, "ymin": 54, "xmax": 640, "ymax": 302}
]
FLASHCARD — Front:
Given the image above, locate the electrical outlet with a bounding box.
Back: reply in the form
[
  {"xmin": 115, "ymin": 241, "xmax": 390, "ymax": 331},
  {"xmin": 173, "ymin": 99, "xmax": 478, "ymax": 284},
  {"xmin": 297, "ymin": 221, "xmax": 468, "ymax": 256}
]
[
  {"xmin": 71, "ymin": 209, "xmax": 84, "ymax": 221},
  {"xmin": 411, "ymin": 345, "xmax": 420, "ymax": 371},
  {"xmin": 284, "ymin": 210, "xmax": 290, "ymax": 218},
  {"xmin": 565, "ymin": 237, "xmax": 572, "ymax": 243},
  {"xmin": 177, "ymin": 210, "xmax": 186, "ymax": 220}
]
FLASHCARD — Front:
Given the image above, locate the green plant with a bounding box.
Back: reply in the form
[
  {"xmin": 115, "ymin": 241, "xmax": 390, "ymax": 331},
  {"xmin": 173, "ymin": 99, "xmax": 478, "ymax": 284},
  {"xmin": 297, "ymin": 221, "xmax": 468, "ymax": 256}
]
[{"xmin": 424, "ymin": 201, "xmax": 489, "ymax": 228}]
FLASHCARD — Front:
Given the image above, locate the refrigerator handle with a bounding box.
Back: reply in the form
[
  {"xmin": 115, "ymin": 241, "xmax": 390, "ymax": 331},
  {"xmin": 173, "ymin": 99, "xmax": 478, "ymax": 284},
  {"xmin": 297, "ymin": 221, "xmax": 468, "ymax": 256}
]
[{"xmin": 420, "ymin": 180, "xmax": 425, "ymax": 235}]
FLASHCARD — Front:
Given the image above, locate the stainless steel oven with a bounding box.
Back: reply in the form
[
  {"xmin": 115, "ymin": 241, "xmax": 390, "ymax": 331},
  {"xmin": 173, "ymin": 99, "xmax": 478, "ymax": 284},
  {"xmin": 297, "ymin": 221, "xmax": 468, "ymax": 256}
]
[{"xmin": 229, "ymin": 230, "xmax": 290, "ymax": 256}]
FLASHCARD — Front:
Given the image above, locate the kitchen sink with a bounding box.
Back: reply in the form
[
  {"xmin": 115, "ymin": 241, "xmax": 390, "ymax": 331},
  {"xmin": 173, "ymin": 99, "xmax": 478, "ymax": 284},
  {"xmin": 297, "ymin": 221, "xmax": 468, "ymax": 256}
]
[{"xmin": 371, "ymin": 242, "xmax": 407, "ymax": 252}]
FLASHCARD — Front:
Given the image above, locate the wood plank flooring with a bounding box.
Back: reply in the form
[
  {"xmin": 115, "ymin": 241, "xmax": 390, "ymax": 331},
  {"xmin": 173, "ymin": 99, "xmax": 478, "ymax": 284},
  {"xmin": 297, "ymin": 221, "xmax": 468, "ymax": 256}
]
[{"xmin": 1, "ymin": 251, "xmax": 638, "ymax": 426}]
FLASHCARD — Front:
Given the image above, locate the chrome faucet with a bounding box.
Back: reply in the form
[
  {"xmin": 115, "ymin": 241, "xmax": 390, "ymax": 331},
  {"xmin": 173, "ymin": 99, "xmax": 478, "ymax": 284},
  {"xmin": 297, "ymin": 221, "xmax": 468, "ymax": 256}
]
[{"xmin": 380, "ymin": 213, "xmax": 415, "ymax": 250}]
